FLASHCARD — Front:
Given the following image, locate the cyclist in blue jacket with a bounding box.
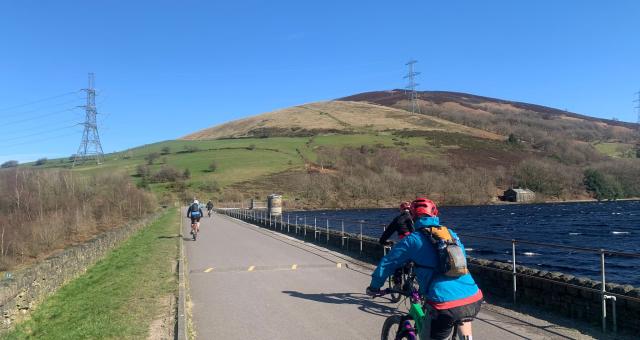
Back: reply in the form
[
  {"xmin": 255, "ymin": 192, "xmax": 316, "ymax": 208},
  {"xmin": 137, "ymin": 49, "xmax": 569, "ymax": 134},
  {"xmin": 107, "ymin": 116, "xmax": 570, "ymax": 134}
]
[{"xmin": 367, "ymin": 198, "xmax": 483, "ymax": 340}]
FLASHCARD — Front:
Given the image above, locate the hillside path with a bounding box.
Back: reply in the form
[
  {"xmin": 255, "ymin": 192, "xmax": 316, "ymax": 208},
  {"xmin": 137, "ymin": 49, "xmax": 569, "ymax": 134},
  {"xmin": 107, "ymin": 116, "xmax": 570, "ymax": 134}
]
[{"xmin": 184, "ymin": 212, "xmax": 593, "ymax": 339}]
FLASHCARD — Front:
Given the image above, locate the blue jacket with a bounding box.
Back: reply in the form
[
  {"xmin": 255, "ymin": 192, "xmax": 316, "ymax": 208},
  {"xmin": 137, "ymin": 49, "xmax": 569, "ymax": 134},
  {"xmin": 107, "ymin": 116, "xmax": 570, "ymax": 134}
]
[{"xmin": 370, "ymin": 216, "xmax": 481, "ymax": 305}]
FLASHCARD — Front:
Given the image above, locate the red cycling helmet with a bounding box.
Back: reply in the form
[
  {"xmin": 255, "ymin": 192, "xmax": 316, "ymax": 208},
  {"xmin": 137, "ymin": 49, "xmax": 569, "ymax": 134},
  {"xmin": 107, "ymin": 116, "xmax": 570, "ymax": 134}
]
[
  {"xmin": 410, "ymin": 198, "xmax": 438, "ymax": 218},
  {"xmin": 399, "ymin": 201, "xmax": 411, "ymax": 211}
]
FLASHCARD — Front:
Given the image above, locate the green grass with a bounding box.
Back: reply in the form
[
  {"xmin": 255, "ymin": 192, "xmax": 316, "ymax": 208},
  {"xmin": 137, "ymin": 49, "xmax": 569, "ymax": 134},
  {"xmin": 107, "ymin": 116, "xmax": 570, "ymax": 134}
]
[
  {"xmin": 594, "ymin": 142, "xmax": 636, "ymax": 158},
  {"xmin": 3, "ymin": 209, "xmax": 179, "ymax": 340}
]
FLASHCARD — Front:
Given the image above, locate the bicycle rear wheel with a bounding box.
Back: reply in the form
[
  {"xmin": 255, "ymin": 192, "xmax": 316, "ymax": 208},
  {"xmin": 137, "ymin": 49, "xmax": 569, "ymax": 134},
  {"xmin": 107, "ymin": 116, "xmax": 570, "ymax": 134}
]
[{"xmin": 381, "ymin": 315, "xmax": 416, "ymax": 340}]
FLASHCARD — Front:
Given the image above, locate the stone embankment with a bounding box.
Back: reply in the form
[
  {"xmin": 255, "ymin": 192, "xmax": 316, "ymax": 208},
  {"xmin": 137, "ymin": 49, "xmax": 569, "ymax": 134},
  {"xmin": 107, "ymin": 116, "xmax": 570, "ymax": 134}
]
[
  {"xmin": 221, "ymin": 209, "xmax": 640, "ymax": 334},
  {"xmin": 0, "ymin": 212, "xmax": 161, "ymax": 331}
]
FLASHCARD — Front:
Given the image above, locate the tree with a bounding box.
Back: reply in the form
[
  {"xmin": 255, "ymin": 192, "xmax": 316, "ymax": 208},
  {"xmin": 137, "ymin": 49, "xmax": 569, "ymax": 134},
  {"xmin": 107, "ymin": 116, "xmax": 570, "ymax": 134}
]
[
  {"xmin": 183, "ymin": 168, "xmax": 191, "ymax": 179},
  {"xmin": 583, "ymin": 169, "xmax": 622, "ymax": 201},
  {"xmin": 160, "ymin": 146, "xmax": 171, "ymax": 155},
  {"xmin": 1, "ymin": 160, "xmax": 18, "ymax": 168},
  {"xmin": 34, "ymin": 158, "xmax": 48, "ymax": 166},
  {"xmin": 145, "ymin": 152, "xmax": 160, "ymax": 165},
  {"xmin": 506, "ymin": 133, "xmax": 519, "ymax": 146},
  {"xmin": 208, "ymin": 160, "xmax": 218, "ymax": 172},
  {"xmin": 135, "ymin": 164, "xmax": 151, "ymax": 178}
]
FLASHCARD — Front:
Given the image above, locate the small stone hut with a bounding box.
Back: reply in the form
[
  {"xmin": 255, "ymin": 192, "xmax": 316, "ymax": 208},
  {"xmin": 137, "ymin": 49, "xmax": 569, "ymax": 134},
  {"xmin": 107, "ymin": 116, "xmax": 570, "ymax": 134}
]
[{"xmin": 503, "ymin": 188, "xmax": 535, "ymax": 202}]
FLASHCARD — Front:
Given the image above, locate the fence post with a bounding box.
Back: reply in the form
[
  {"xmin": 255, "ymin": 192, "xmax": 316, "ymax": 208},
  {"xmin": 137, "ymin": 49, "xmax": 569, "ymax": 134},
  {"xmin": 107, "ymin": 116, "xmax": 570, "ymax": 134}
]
[
  {"xmin": 295, "ymin": 215, "xmax": 298, "ymax": 234},
  {"xmin": 304, "ymin": 216, "xmax": 307, "ymax": 238},
  {"xmin": 341, "ymin": 220, "xmax": 345, "ymax": 248},
  {"xmin": 326, "ymin": 219, "xmax": 329, "ymax": 243},
  {"xmin": 601, "ymin": 249, "xmax": 607, "ymax": 333},
  {"xmin": 512, "ymin": 240, "xmax": 517, "ymax": 304},
  {"xmin": 287, "ymin": 214, "xmax": 290, "ymax": 233},
  {"xmin": 314, "ymin": 217, "xmax": 317, "ymax": 241}
]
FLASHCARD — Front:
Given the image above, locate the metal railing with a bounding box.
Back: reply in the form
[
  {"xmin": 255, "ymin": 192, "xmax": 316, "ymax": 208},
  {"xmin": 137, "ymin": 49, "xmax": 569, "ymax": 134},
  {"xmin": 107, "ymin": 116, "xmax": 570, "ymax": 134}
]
[{"xmin": 216, "ymin": 208, "xmax": 640, "ymax": 334}]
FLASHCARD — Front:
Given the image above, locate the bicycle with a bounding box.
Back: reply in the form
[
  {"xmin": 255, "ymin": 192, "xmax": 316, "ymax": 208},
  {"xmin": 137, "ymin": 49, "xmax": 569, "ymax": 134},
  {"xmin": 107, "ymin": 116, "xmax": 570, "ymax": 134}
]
[
  {"xmin": 372, "ymin": 268, "xmax": 463, "ymax": 340},
  {"xmin": 207, "ymin": 209, "xmax": 212, "ymax": 218},
  {"xmin": 190, "ymin": 221, "xmax": 199, "ymax": 241}
]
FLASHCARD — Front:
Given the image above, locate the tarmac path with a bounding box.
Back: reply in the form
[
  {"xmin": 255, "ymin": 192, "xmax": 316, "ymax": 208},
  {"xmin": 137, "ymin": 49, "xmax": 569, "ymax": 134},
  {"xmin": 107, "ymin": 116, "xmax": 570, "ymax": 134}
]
[{"xmin": 184, "ymin": 212, "xmax": 596, "ymax": 340}]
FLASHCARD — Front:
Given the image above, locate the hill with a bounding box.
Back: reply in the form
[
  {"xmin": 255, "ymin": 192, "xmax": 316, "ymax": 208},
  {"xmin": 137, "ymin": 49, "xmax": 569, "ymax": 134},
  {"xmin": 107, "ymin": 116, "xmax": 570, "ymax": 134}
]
[
  {"xmin": 339, "ymin": 90, "xmax": 638, "ymax": 130},
  {"xmin": 182, "ymin": 100, "xmax": 500, "ymax": 140},
  {"xmin": 17, "ymin": 89, "xmax": 639, "ymax": 208}
]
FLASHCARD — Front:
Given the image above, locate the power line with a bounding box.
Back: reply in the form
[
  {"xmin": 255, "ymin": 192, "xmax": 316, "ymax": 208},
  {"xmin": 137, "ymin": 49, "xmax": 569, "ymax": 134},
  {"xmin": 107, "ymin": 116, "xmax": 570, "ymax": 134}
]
[
  {"xmin": 74, "ymin": 73, "xmax": 104, "ymax": 166},
  {"xmin": 0, "ymin": 107, "xmax": 81, "ymax": 127},
  {"xmin": 1, "ymin": 97, "xmax": 84, "ymax": 118},
  {"xmin": 403, "ymin": 59, "xmax": 421, "ymax": 115},
  {"xmin": 0, "ymin": 131, "xmax": 79, "ymax": 149},
  {"xmin": 0, "ymin": 91, "xmax": 80, "ymax": 114},
  {"xmin": 0, "ymin": 124, "xmax": 79, "ymax": 143}
]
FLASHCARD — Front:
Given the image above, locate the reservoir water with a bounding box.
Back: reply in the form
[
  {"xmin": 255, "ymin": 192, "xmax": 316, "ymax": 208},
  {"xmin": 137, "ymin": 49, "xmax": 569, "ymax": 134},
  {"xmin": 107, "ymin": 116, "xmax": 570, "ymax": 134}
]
[{"xmin": 289, "ymin": 201, "xmax": 640, "ymax": 286}]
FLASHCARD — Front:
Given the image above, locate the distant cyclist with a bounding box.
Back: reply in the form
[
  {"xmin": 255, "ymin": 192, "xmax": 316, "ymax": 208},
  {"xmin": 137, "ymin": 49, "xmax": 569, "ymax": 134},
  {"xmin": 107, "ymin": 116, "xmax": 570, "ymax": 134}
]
[
  {"xmin": 187, "ymin": 199, "xmax": 203, "ymax": 236},
  {"xmin": 379, "ymin": 201, "xmax": 414, "ymax": 287},
  {"xmin": 206, "ymin": 200, "xmax": 214, "ymax": 217},
  {"xmin": 367, "ymin": 198, "xmax": 482, "ymax": 340},
  {"xmin": 379, "ymin": 201, "xmax": 414, "ymax": 246}
]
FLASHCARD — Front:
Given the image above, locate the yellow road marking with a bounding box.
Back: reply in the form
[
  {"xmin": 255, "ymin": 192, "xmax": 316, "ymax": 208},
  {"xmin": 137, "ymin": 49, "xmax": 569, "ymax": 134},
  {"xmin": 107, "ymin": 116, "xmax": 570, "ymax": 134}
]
[
  {"xmin": 204, "ymin": 267, "xmax": 214, "ymax": 273},
  {"xmin": 336, "ymin": 263, "xmax": 342, "ymax": 268},
  {"xmin": 291, "ymin": 264, "xmax": 298, "ymax": 270},
  {"xmin": 248, "ymin": 266, "xmax": 255, "ymax": 272}
]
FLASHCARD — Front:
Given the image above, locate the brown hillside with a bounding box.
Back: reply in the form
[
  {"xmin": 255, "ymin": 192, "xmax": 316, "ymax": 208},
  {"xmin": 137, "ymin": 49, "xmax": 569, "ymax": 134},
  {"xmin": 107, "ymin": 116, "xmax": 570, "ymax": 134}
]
[
  {"xmin": 339, "ymin": 90, "xmax": 638, "ymax": 130},
  {"xmin": 182, "ymin": 100, "xmax": 500, "ymax": 140}
]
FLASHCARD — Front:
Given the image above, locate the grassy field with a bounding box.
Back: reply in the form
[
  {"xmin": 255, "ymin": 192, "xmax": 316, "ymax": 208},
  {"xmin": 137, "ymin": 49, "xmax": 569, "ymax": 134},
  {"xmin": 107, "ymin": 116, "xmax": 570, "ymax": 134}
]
[{"xmin": 3, "ymin": 209, "xmax": 179, "ymax": 340}]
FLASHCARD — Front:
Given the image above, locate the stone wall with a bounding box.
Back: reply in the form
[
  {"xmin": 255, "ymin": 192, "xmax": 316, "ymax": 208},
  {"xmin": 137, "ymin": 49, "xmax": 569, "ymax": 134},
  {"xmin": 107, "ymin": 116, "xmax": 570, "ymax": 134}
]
[
  {"xmin": 227, "ymin": 210, "xmax": 640, "ymax": 333},
  {"xmin": 0, "ymin": 212, "xmax": 161, "ymax": 330}
]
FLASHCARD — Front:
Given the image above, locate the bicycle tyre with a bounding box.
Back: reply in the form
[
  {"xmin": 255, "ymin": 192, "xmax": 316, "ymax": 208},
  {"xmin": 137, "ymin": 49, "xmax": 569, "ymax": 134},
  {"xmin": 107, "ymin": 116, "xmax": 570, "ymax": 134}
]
[
  {"xmin": 388, "ymin": 276, "xmax": 402, "ymax": 303},
  {"xmin": 193, "ymin": 231, "xmax": 197, "ymax": 241},
  {"xmin": 381, "ymin": 315, "xmax": 416, "ymax": 340}
]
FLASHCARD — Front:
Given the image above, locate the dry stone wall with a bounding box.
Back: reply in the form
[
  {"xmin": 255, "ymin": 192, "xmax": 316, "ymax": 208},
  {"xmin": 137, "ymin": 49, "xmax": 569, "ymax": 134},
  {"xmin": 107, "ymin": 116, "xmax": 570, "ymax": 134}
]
[{"xmin": 0, "ymin": 212, "xmax": 161, "ymax": 330}]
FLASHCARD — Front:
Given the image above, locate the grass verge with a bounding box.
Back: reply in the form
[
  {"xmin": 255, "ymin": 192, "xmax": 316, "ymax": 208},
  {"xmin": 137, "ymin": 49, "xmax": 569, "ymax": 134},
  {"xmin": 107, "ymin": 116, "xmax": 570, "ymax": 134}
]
[{"xmin": 3, "ymin": 208, "xmax": 180, "ymax": 340}]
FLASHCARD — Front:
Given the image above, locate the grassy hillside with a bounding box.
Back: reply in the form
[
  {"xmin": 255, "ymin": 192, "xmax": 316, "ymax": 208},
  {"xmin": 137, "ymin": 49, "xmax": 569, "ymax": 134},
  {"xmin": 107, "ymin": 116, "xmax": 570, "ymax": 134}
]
[{"xmin": 19, "ymin": 90, "xmax": 640, "ymax": 207}]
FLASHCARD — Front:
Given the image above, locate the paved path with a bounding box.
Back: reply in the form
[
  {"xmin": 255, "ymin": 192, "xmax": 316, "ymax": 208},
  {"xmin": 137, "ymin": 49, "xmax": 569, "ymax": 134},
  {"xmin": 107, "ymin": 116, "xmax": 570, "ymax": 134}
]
[{"xmin": 184, "ymin": 212, "xmax": 596, "ymax": 339}]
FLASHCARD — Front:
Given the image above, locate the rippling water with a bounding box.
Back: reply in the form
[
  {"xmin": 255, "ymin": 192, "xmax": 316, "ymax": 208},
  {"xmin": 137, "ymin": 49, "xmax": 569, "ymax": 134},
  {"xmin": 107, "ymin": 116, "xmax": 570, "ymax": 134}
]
[{"xmin": 288, "ymin": 201, "xmax": 640, "ymax": 286}]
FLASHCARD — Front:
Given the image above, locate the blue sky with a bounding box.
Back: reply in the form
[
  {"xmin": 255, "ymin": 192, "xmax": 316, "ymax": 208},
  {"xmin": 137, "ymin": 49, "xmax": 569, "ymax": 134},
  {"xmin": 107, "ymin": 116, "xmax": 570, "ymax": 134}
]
[{"xmin": 1, "ymin": 1, "xmax": 639, "ymax": 163}]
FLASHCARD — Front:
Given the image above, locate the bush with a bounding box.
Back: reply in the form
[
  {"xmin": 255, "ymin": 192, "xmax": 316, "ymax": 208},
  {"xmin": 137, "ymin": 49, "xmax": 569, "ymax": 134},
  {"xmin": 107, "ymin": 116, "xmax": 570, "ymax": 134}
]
[
  {"xmin": 183, "ymin": 145, "xmax": 200, "ymax": 153},
  {"xmin": 151, "ymin": 165, "xmax": 182, "ymax": 183},
  {"xmin": 160, "ymin": 146, "xmax": 171, "ymax": 155},
  {"xmin": 583, "ymin": 169, "xmax": 622, "ymax": 200},
  {"xmin": 247, "ymin": 144, "xmax": 256, "ymax": 151},
  {"xmin": 34, "ymin": 158, "xmax": 48, "ymax": 166},
  {"xmin": 1, "ymin": 160, "xmax": 18, "ymax": 168},
  {"xmin": 145, "ymin": 152, "xmax": 160, "ymax": 165},
  {"xmin": 208, "ymin": 161, "xmax": 218, "ymax": 172},
  {"xmin": 183, "ymin": 168, "xmax": 191, "ymax": 179},
  {"xmin": 0, "ymin": 169, "xmax": 155, "ymax": 270},
  {"xmin": 199, "ymin": 180, "xmax": 221, "ymax": 192},
  {"xmin": 135, "ymin": 164, "xmax": 151, "ymax": 178}
]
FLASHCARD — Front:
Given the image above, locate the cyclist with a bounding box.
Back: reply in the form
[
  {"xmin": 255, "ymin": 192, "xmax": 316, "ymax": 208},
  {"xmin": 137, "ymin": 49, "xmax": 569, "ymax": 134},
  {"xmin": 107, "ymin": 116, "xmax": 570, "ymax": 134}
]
[
  {"xmin": 187, "ymin": 199, "xmax": 203, "ymax": 235},
  {"xmin": 379, "ymin": 201, "xmax": 414, "ymax": 246},
  {"xmin": 379, "ymin": 201, "xmax": 414, "ymax": 287},
  {"xmin": 206, "ymin": 200, "xmax": 214, "ymax": 217},
  {"xmin": 367, "ymin": 198, "xmax": 482, "ymax": 340}
]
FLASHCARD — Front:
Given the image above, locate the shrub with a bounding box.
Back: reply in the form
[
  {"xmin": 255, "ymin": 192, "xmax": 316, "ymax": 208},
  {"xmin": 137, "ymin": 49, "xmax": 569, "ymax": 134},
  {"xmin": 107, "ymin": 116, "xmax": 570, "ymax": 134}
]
[
  {"xmin": 1, "ymin": 160, "xmax": 18, "ymax": 168},
  {"xmin": 583, "ymin": 169, "xmax": 622, "ymax": 201},
  {"xmin": 135, "ymin": 164, "xmax": 151, "ymax": 178},
  {"xmin": 183, "ymin": 168, "xmax": 191, "ymax": 179},
  {"xmin": 200, "ymin": 180, "xmax": 221, "ymax": 192},
  {"xmin": 208, "ymin": 161, "xmax": 218, "ymax": 172},
  {"xmin": 145, "ymin": 152, "xmax": 160, "ymax": 165},
  {"xmin": 183, "ymin": 145, "xmax": 200, "ymax": 153},
  {"xmin": 160, "ymin": 146, "xmax": 171, "ymax": 155},
  {"xmin": 151, "ymin": 165, "xmax": 182, "ymax": 183},
  {"xmin": 34, "ymin": 158, "xmax": 48, "ymax": 166},
  {"xmin": 0, "ymin": 169, "xmax": 155, "ymax": 270}
]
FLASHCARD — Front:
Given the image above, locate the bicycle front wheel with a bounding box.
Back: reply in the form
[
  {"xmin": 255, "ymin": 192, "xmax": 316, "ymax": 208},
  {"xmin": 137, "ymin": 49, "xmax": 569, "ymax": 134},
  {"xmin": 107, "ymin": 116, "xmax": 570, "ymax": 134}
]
[
  {"xmin": 381, "ymin": 315, "xmax": 416, "ymax": 340},
  {"xmin": 388, "ymin": 276, "xmax": 402, "ymax": 303}
]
